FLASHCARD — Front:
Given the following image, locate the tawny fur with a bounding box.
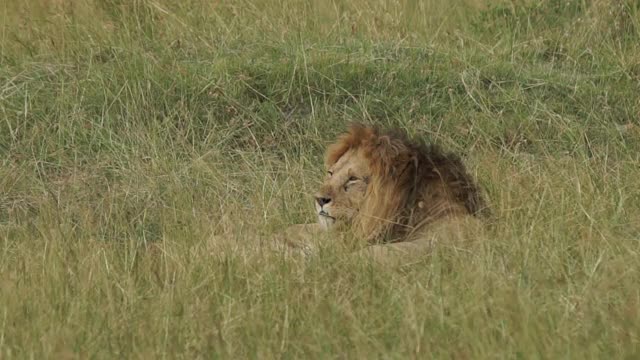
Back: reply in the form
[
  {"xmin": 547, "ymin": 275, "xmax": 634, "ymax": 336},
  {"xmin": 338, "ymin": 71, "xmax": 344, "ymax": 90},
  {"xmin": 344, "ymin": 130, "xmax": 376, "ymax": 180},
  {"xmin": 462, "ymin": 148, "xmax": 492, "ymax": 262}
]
[
  {"xmin": 284, "ymin": 123, "xmax": 487, "ymax": 262},
  {"xmin": 324, "ymin": 123, "xmax": 485, "ymax": 243}
]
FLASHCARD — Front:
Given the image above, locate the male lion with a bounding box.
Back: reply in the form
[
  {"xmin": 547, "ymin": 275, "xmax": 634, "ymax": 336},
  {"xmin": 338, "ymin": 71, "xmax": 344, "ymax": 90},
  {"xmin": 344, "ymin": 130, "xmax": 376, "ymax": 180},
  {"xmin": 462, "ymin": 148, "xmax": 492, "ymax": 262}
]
[{"xmin": 283, "ymin": 123, "xmax": 487, "ymax": 263}]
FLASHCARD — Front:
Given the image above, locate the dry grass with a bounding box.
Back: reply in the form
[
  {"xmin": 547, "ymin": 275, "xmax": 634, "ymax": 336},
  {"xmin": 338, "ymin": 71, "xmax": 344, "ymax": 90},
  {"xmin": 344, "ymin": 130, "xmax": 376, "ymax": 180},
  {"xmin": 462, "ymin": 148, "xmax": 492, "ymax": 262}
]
[{"xmin": 1, "ymin": 0, "xmax": 640, "ymax": 358}]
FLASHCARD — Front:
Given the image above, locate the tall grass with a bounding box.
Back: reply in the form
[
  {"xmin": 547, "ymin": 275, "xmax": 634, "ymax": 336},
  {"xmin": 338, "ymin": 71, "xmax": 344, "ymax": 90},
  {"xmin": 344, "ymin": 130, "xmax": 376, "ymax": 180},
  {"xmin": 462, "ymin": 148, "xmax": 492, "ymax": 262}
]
[{"xmin": 1, "ymin": 0, "xmax": 639, "ymax": 358}]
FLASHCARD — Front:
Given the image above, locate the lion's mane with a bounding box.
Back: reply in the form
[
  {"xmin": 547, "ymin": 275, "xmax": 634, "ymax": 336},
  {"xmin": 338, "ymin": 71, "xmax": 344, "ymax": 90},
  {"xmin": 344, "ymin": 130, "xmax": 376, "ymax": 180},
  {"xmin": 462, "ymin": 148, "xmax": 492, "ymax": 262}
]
[{"xmin": 325, "ymin": 123, "xmax": 486, "ymax": 243}]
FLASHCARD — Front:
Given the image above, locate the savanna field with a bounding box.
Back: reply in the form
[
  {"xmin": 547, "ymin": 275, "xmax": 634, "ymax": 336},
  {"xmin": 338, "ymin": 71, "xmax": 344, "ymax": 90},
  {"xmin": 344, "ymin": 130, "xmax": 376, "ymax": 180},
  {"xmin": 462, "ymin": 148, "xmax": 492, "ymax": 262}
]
[{"xmin": 1, "ymin": 0, "xmax": 640, "ymax": 358}]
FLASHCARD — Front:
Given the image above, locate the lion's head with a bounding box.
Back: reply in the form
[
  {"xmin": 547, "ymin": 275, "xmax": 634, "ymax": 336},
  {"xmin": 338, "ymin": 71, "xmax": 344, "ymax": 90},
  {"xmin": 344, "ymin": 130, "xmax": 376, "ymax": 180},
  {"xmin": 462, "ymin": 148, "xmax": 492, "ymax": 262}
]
[{"xmin": 314, "ymin": 123, "xmax": 486, "ymax": 243}]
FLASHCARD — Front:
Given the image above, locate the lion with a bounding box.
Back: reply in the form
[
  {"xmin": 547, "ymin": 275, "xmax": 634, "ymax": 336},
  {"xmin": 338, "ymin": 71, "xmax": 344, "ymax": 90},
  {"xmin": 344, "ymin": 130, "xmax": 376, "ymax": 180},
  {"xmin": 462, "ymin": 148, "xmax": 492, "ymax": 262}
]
[{"xmin": 282, "ymin": 123, "xmax": 487, "ymax": 263}]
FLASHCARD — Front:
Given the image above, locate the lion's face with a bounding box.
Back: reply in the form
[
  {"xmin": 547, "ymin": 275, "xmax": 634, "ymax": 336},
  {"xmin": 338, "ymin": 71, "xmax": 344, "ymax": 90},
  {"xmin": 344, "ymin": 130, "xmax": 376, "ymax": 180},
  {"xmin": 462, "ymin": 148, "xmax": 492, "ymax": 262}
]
[{"xmin": 314, "ymin": 149, "xmax": 371, "ymax": 230}]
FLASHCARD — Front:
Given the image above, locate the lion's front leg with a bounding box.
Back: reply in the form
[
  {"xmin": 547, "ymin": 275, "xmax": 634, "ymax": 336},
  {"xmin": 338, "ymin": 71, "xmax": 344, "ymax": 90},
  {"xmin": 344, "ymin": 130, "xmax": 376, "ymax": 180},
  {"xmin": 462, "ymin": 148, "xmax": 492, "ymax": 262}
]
[
  {"xmin": 353, "ymin": 216, "xmax": 484, "ymax": 265},
  {"xmin": 278, "ymin": 223, "xmax": 326, "ymax": 256},
  {"xmin": 353, "ymin": 241, "xmax": 433, "ymax": 265}
]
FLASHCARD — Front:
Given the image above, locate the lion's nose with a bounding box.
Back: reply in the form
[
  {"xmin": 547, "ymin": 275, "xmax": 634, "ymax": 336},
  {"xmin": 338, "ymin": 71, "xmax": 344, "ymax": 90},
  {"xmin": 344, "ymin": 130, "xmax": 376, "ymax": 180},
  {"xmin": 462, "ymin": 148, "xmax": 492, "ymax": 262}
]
[{"xmin": 315, "ymin": 196, "xmax": 332, "ymax": 207}]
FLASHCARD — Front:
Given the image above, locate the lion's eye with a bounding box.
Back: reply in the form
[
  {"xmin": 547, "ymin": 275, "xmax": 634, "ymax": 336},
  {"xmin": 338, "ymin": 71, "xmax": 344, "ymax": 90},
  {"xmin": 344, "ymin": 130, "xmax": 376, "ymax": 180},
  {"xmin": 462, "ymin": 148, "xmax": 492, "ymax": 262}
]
[
  {"xmin": 344, "ymin": 176, "xmax": 360, "ymax": 191},
  {"xmin": 327, "ymin": 171, "xmax": 333, "ymax": 177}
]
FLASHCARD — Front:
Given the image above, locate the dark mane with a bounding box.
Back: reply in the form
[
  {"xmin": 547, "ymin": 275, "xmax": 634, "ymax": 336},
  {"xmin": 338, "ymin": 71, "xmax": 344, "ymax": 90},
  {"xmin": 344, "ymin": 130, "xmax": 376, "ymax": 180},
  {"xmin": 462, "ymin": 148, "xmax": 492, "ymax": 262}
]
[{"xmin": 392, "ymin": 128, "xmax": 487, "ymax": 217}]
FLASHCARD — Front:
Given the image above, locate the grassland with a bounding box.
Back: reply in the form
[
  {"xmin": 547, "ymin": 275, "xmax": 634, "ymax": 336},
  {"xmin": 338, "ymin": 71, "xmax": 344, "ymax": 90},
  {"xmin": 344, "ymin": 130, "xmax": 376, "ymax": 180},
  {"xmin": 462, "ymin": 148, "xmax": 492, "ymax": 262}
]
[{"xmin": 1, "ymin": 0, "xmax": 640, "ymax": 358}]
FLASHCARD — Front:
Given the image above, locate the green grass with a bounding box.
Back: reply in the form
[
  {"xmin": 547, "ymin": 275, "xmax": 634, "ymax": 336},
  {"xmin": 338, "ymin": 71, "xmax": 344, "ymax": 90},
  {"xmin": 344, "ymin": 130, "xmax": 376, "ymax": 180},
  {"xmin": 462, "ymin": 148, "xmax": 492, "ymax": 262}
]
[{"xmin": 1, "ymin": 0, "xmax": 640, "ymax": 358}]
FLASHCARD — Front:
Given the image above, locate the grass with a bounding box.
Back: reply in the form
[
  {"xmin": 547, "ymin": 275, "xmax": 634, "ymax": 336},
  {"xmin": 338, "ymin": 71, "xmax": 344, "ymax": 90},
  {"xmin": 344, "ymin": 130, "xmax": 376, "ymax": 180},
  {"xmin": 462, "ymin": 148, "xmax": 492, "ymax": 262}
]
[{"xmin": 1, "ymin": 0, "xmax": 640, "ymax": 358}]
